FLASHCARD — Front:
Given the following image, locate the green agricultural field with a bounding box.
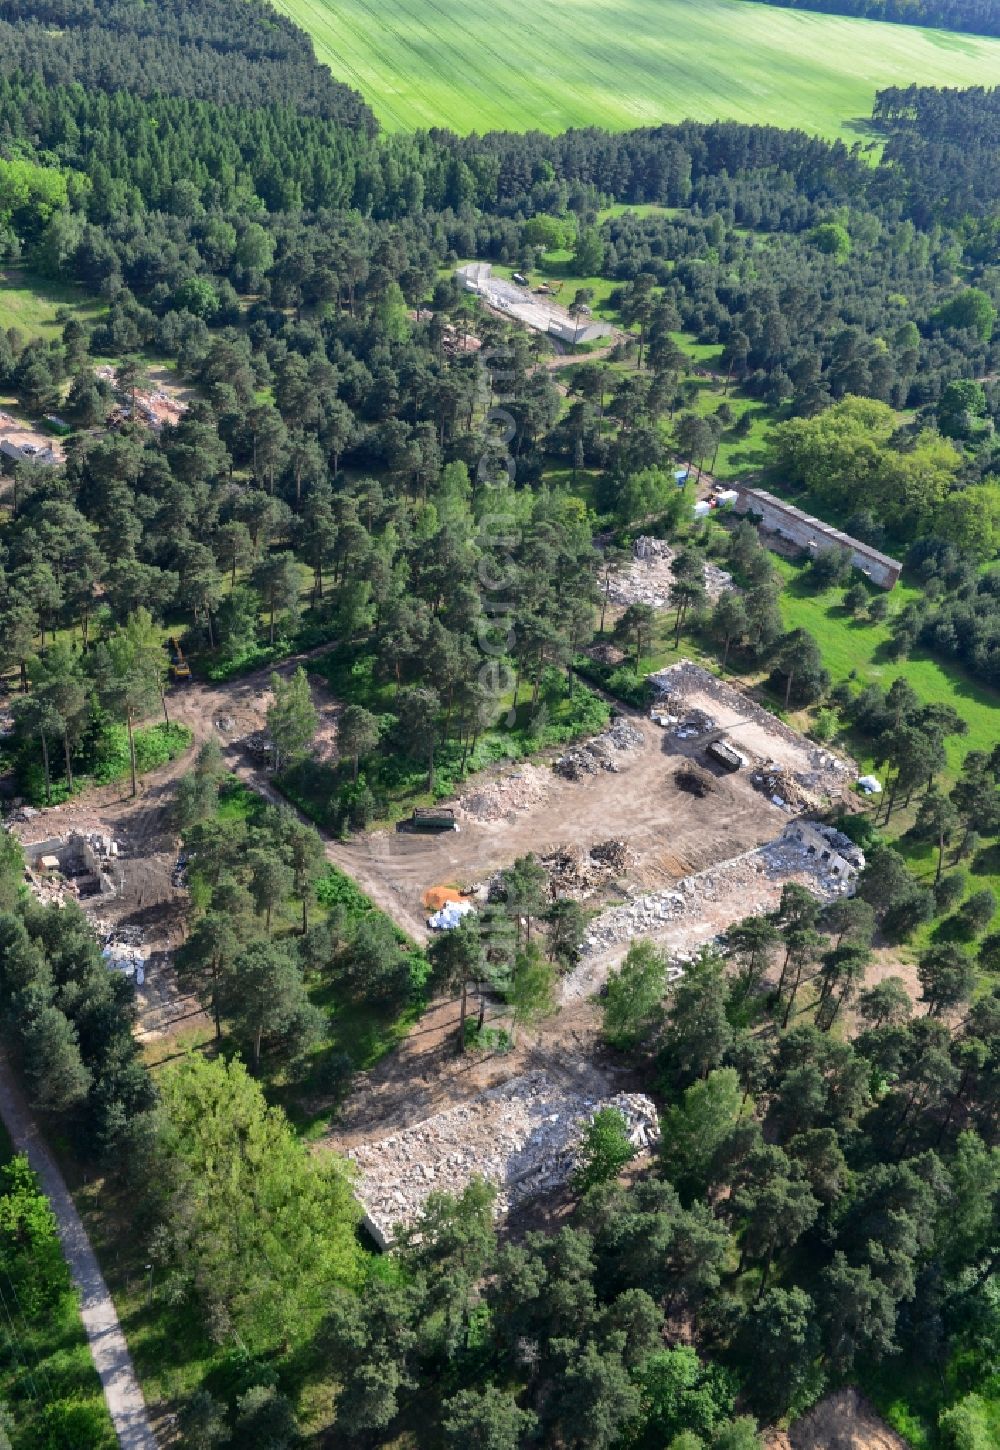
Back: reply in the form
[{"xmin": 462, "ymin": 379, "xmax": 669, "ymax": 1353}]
[{"xmin": 275, "ymin": 0, "xmax": 1000, "ymax": 139}]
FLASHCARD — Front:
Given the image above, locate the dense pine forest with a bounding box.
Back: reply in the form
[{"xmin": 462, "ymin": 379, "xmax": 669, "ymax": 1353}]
[
  {"xmin": 740, "ymin": 0, "xmax": 1000, "ymax": 40},
  {"xmin": 0, "ymin": 0, "xmax": 374, "ymax": 123},
  {"xmin": 0, "ymin": 1, "xmax": 998, "ymax": 1447}
]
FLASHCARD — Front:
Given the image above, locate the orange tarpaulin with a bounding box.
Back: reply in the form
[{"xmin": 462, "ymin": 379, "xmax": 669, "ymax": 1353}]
[{"xmin": 422, "ymin": 884, "xmax": 464, "ymax": 911}]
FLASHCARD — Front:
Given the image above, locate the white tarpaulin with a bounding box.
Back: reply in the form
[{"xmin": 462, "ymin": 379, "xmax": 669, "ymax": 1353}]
[{"xmin": 427, "ymin": 900, "xmax": 475, "ymax": 931}]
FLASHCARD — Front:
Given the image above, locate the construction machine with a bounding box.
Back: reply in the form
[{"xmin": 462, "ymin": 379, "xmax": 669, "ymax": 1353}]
[{"xmin": 167, "ymin": 636, "xmax": 191, "ymax": 682}]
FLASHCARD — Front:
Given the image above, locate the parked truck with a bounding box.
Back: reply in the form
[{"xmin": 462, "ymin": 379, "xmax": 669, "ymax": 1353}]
[
  {"xmin": 705, "ymin": 739, "xmax": 746, "ymax": 773},
  {"xmin": 397, "ymin": 807, "xmax": 458, "ymax": 833}
]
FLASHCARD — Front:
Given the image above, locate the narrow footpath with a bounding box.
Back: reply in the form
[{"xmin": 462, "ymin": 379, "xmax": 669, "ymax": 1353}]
[{"xmin": 0, "ymin": 1053, "xmax": 157, "ymax": 1450}]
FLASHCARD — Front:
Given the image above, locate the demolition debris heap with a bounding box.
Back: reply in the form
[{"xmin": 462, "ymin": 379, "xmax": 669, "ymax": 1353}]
[
  {"xmin": 22, "ymin": 830, "xmax": 120, "ymax": 904},
  {"xmin": 348, "ymin": 1071, "xmax": 660, "ymax": 1248}
]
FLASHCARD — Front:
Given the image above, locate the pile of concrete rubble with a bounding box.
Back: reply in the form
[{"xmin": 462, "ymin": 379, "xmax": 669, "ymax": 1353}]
[
  {"xmin": 750, "ymin": 762, "xmax": 823, "ymax": 814},
  {"xmin": 4, "ymin": 804, "xmax": 40, "ymax": 825},
  {"xmin": 22, "ymin": 829, "xmax": 121, "ymax": 906},
  {"xmin": 347, "ymin": 1070, "xmax": 660, "ymax": 1247},
  {"xmin": 553, "ymin": 718, "xmax": 644, "ymax": 780},
  {"xmin": 239, "ymin": 729, "xmax": 276, "ymax": 766},
  {"xmin": 93, "ymin": 921, "xmax": 146, "ymax": 984},
  {"xmin": 459, "ymin": 764, "xmax": 551, "ymax": 823},
  {"xmin": 587, "ymin": 642, "xmax": 626, "ymax": 667},
  {"xmin": 606, "ymin": 537, "xmax": 732, "ymax": 611},
  {"xmin": 650, "ymin": 706, "xmax": 717, "ymax": 740},
  {"xmin": 541, "ymin": 838, "xmax": 635, "ymax": 898},
  {"xmin": 562, "ymin": 823, "xmax": 866, "ymax": 1000}
]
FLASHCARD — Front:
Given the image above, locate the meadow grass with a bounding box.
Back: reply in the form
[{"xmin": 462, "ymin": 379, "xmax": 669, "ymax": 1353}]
[
  {"xmin": 771, "ymin": 557, "xmax": 1000, "ymax": 941},
  {"xmin": 0, "ymin": 266, "xmax": 105, "ymax": 340},
  {"xmin": 275, "ymin": 0, "xmax": 1000, "ymax": 139},
  {"xmin": 772, "ymin": 559, "xmax": 1000, "ymax": 779}
]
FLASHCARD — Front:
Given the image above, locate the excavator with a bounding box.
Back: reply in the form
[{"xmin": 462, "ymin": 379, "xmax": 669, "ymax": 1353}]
[{"xmin": 167, "ymin": 636, "xmax": 191, "ymax": 682}]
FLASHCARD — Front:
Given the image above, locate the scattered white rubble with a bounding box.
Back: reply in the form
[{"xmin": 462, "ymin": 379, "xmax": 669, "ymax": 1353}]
[
  {"xmin": 347, "ymin": 1070, "xmax": 660, "ymax": 1247},
  {"xmin": 605, "ymin": 537, "xmax": 733, "ymax": 611},
  {"xmin": 459, "ymin": 763, "xmax": 552, "ymax": 823},
  {"xmin": 662, "ymin": 707, "xmax": 717, "ymax": 741},
  {"xmin": 561, "ymin": 822, "xmax": 865, "ymax": 1002},
  {"xmin": 101, "ymin": 944, "xmax": 145, "ymax": 985},
  {"xmin": 94, "ymin": 921, "xmax": 147, "ymax": 985}
]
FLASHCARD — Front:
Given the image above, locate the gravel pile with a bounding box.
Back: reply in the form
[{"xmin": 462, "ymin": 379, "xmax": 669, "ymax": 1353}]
[{"xmin": 348, "ymin": 1070, "xmax": 660, "ymax": 1247}]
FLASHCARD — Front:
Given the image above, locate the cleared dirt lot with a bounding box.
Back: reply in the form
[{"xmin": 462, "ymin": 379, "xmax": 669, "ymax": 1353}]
[
  {"xmin": 7, "ymin": 652, "xmax": 347, "ymax": 1038},
  {"xmin": 0, "ymin": 402, "xmax": 66, "ymax": 463},
  {"xmin": 340, "ymin": 714, "xmax": 788, "ymax": 921},
  {"xmin": 335, "ymin": 661, "xmax": 857, "ymax": 954},
  {"xmin": 8, "ymin": 657, "xmax": 858, "ymax": 1052}
]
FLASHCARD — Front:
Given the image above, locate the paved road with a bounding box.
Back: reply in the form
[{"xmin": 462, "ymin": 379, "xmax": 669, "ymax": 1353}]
[{"xmin": 0, "ymin": 1053, "xmax": 158, "ymax": 1449}]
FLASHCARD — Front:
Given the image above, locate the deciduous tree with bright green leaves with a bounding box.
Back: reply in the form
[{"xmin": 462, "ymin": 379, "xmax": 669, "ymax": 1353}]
[{"xmin": 156, "ymin": 1055, "xmax": 362, "ymax": 1352}]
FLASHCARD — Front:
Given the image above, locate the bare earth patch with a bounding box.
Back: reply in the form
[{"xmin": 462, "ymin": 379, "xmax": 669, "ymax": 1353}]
[{"xmin": 768, "ymin": 1388, "xmax": 909, "ymax": 1450}]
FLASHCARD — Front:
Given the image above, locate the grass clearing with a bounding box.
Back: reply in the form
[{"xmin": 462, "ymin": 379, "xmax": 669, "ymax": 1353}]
[
  {"xmin": 596, "ymin": 203, "xmax": 681, "ymax": 223},
  {"xmin": 673, "ymin": 364, "xmax": 779, "ymax": 481},
  {"xmin": 0, "ymin": 266, "xmax": 105, "ymax": 341},
  {"xmin": 772, "ymin": 559, "xmax": 1000, "ymax": 778},
  {"xmin": 275, "ymin": 0, "xmax": 1000, "ymax": 139},
  {"xmin": 772, "ymin": 557, "xmax": 1000, "ymax": 942}
]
